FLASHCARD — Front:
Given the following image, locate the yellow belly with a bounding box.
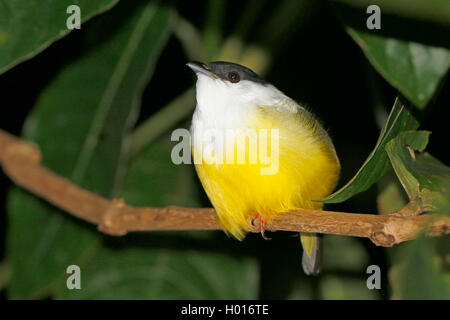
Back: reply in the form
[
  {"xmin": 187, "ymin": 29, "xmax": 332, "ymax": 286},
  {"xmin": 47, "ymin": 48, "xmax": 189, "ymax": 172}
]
[{"xmin": 193, "ymin": 106, "xmax": 340, "ymax": 239}]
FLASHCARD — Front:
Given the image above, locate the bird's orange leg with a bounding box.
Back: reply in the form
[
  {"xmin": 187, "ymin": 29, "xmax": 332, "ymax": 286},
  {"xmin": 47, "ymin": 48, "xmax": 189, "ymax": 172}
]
[
  {"xmin": 251, "ymin": 213, "xmax": 258, "ymax": 226},
  {"xmin": 251, "ymin": 213, "xmax": 271, "ymax": 240}
]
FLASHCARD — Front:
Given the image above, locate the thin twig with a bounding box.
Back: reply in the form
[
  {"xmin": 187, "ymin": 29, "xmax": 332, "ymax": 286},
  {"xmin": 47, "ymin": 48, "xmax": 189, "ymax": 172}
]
[{"xmin": 0, "ymin": 129, "xmax": 448, "ymax": 247}]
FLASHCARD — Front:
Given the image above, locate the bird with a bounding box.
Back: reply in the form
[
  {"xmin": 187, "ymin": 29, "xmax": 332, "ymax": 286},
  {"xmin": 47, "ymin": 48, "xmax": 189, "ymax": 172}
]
[{"xmin": 187, "ymin": 61, "xmax": 340, "ymax": 275}]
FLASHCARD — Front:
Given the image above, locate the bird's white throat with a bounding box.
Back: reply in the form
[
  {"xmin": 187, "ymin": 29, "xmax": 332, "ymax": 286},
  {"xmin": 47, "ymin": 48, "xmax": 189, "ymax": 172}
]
[{"xmin": 191, "ymin": 73, "xmax": 288, "ymax": 131}]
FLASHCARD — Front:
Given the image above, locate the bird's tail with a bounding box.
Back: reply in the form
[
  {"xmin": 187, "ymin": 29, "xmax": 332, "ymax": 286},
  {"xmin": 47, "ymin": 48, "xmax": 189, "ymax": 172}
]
[{"xmin": 300, "ymin": 232, "xmax": 323, "ymax": 275}]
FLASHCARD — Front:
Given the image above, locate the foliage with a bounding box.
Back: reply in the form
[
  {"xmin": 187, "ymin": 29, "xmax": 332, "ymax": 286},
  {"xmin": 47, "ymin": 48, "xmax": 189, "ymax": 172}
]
[
  {"xmin": 323, "ymin": 97, "xmax": 419, "ymax": 203},
  {"xmin": 0, "ymin": 0, "xmax": 120, "ymax": 74},
  {"xmin": 0, "ymin": 0, "xmax": 448, "ymax": 299}
]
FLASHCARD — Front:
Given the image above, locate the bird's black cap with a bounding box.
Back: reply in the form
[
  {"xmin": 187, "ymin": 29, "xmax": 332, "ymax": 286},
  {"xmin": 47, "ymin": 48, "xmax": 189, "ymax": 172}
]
[{"xmin": 187, "ymin": 61, "xmax": 267, "ymax": 84}]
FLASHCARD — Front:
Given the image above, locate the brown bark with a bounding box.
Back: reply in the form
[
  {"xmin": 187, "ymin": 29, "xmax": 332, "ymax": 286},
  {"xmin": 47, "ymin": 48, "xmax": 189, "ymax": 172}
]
[{"xmin": 0, "ymin": 129, "xmax": 448, "ymax": 247}]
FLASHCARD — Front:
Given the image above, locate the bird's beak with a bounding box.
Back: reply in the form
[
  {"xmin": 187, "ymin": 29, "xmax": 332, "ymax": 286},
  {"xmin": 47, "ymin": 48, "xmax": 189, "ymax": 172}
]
[{"xmin": 186, "ymin": 61, "xmax": 218, "ymax": 79}]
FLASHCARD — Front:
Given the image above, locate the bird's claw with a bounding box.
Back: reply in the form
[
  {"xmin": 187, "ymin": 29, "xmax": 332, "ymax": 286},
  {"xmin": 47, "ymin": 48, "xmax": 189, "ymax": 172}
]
[
  {"xmin": 251, "ymin": 213, "xmax": 271, "ymax": 240},
  {"xmin": 260, "ymin": 217, "xmax": 271, "ymax": 240}
]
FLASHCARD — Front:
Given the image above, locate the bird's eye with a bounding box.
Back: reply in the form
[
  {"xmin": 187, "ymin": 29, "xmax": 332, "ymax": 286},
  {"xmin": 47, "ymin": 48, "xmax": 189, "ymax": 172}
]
[{"xmin": 227, "ymin": 71, "xmax": 240, "ymax": 83}]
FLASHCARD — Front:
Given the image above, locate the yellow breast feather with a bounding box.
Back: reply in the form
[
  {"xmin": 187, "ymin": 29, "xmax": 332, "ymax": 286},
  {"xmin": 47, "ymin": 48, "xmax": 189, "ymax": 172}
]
[{"xmin": 193, "ymin": 104, "xmax": 340, "ymax": 240}]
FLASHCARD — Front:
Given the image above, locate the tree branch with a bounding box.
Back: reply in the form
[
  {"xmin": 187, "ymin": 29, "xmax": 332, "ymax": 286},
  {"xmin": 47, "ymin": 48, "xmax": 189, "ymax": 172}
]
[{"xmin": 0, "ymin": 129, "xmax": 448, "ymax": 247}]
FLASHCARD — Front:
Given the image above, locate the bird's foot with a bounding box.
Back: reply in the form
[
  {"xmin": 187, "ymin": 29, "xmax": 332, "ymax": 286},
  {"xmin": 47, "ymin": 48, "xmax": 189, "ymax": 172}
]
[
  {"xmin": 251, "ymin": 213, "xmax": 271, "ymax": 240},
  {"xmin": 251, "ymin": 213, "xmax": 258, "ymax": 226}
]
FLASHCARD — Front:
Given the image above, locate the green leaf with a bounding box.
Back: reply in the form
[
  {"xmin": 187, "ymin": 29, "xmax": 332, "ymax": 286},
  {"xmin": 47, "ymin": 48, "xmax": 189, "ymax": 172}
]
[
  {"xmin": 376, "ymin": 172, "xmax": 408, "ymax": 214},
  {"xmin": 0, "ymin": 0, "xmax": 119, "ymax": 75},
  {"xmin": 7, "ymin": 1, "xmax": 174, "ymax": 298},
  {"xmin": 332, "ymin": 2, "xmax": 450, "ymax": 108},
  {"xmin": 386, "ymin": 130, "xmax": 450, "ymax": 215},
  {"xmin": 390, "ymin": 235, "xmax": 450, "ymax": 299},
  {"xmin": 322, "ymin": 96, "xmax": 419, "ymax": 203},
  {"xmin": 60, "ymin": 246, "xmax": 258, "ymax": 299},
  {"xmin": 347, "ymin": 30, "xmax": 450, "ymax": 109}
]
